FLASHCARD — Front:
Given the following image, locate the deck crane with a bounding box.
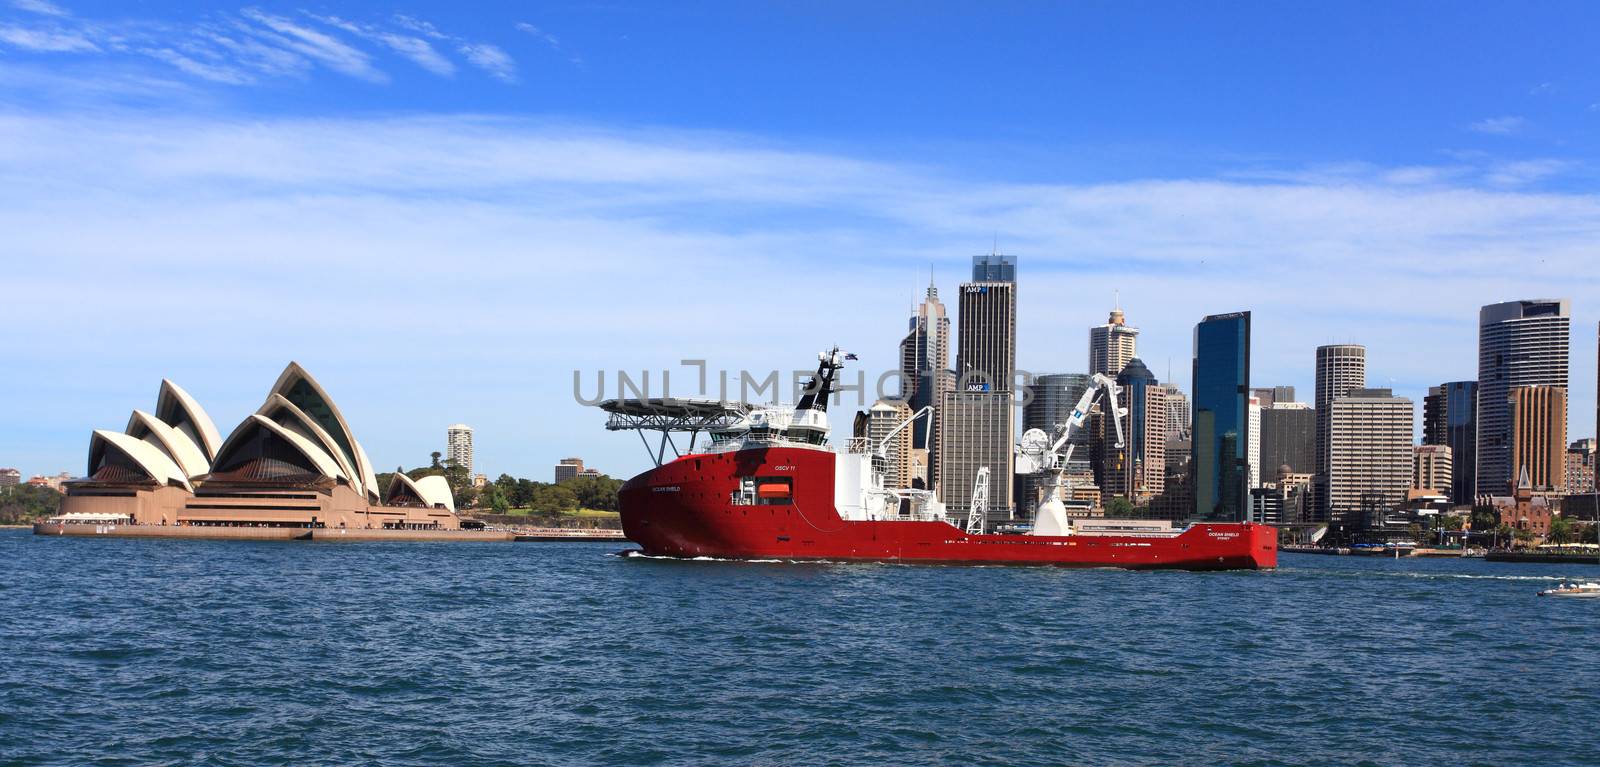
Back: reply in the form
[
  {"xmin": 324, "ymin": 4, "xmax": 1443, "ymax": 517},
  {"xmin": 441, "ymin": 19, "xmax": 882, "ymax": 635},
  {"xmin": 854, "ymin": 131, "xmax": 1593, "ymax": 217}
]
[
  {"xmin": 966, "ymin": 466, "xmax": 990, "ymax": 535},
  {"xmin": 1016, "ymin": 372, "xmax": 1127, "ymax": 536}
]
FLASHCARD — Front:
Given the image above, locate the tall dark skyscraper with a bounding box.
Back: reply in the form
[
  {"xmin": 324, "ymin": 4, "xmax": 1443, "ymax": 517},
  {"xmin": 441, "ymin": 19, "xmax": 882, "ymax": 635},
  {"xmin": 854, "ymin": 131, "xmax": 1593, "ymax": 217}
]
[
  {"xmin": 1260, "ymin": 403, "xmax": 1315, "ymax": 476},
  {"xmin": 1191, "ymin": 311, "xmax": 1251, "ymax": 521},
  {"xmin": 1423, "ymin": 386, "xmax": 1448, "ymax": 446},
  {"xmin": 1477, "ymin": 299, "xmax": 1570, "ymax": 494},
  {"xmin": 1440, "ymin": 381, "xmax": 1478, "ymax": 504},
  {"xmin": 941, "ymin": 255, "xmax": 1018, "ymax": 520}
]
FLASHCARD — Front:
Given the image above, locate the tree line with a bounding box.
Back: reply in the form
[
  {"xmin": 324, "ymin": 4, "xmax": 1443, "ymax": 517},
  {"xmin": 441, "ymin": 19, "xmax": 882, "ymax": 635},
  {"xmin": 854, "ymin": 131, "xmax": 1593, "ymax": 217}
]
[{"xmin": 374, "ymin": 452, "xmax": 623, "ymax": 515}]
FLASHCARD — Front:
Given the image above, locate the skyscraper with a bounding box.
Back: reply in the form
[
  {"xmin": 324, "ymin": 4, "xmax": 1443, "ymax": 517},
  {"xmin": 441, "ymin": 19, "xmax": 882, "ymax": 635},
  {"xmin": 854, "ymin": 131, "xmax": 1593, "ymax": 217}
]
[
  {"xmin": 899, "ymin": 280, "xmax": 951, "ymax": 490},
  {"xmin": 1422, "ymin": 386, "xmax": 1448, "ymax": 446},
  {"xmin": 1313, "ymin": 344, "xmax": 1366, "ymax": 522},
  {"xmin": 1413, "ymin": 445, "xmax": 1453, "ymax": 497},
  {"xmin": 1248, "ymin": 396, "xmax": 1262, "ymax": 490},
  {"xmin": 1261, "ymin": 402, "xmax": 1315, "ymax": 476},
  {"xmin": 446, "ymin": 423, "xmax": 473, "ymax": 476},
  {"xmin": 1438, "ymin": 381, "xmax": 1478, "ymax": 504},
  {"xmin": 1089, "ymin": 307, "xmax": 1139, "ymax": 378},
  {"xmin": 1191, "ymin": 311, "xmax": 1251, "ymax": 522},
  {"xmin": 1157, "ymin": 384, "xmax": 1190, "ymax": 445},
  {"xmin": 940, "ymin": 255, "xmax": 1017, "ymax": 520},
  {"xmin": 1477, "ymin": 299, "xmax": 1571, "ymax": 494},
  {"xmin": 1250, "ymin": 386, "xmax": 1296, "ymax": 409},
  {"xmin": 1020, "ymin": 373, "xmax": 1091, "ymax": 511},
  {"xmin": 1508, "ymin": 385, "xmax": 1568, "ymax": 493},
  {"xmin": 1106, "ymin": 358, "xmax": 1166, "ymax": 504},
  {"xmin": 1327, "ymin": 389, "xmax": 1414, "ymax": 530},
  {"xmin": 868, "ymin": 400, "xmax": 915, "ymax": 491}
]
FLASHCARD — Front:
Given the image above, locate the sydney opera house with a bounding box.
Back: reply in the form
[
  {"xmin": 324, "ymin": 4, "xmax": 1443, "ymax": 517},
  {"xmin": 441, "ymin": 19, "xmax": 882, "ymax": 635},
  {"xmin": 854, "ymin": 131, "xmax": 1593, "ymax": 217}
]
[{"xmin": 56, "ymin": 363, "xmax": 467, "ymax": 532}]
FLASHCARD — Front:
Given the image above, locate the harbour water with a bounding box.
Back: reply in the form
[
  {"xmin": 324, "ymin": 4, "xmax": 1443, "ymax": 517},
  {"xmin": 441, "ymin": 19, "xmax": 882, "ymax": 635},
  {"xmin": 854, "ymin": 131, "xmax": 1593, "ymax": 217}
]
[{"xmin": 2, "ymin": 528, "xmax": 1597, "ymax": 765}]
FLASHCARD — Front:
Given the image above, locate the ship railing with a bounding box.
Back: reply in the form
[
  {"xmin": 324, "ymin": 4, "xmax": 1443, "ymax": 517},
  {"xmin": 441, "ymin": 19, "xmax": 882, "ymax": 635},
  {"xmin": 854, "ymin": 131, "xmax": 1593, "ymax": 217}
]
[{"xmin": 842, "ymin": 437, "xmax": 872, "ymax": 454}]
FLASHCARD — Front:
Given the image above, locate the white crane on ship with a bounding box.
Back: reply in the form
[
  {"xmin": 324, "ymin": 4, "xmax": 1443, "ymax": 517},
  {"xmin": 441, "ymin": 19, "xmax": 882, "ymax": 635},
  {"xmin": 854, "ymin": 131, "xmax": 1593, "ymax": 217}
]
[
  {"xmin": 1016, "ymin": 373, "xmax": 1127, "ymax": 536},
  {"xmin": 966, "ymin": 466, "xmax": 990, "ymax": 535}
]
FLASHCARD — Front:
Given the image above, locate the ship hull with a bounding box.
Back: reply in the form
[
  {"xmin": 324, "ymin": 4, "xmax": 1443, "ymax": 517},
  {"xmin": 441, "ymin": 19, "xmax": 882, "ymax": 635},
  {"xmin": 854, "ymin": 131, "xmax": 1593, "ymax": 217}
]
[{"xmin": 619, "ymin": 447, "xmax": 1277, "ymax": 571}]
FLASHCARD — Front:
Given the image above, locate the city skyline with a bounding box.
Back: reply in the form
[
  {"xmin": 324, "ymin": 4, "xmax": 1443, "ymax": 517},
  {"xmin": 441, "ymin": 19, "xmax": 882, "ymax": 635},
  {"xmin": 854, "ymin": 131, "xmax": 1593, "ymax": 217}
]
[{"xmin": 2, "ymin": 2, "xmax": 1599, "ymax": 480}]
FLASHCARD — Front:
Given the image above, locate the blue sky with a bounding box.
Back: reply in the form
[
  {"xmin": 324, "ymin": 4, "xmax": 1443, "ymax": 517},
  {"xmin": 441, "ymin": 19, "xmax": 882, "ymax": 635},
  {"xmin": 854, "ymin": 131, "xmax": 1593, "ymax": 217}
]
[{"xmin": 1, "ymin": 0, "xmax": 1597, "ymax": 481}]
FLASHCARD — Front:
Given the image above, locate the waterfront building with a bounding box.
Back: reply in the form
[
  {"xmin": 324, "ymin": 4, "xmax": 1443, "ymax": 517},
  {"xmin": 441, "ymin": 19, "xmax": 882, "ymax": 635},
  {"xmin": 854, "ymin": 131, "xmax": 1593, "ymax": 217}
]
[
  {"xmin": 1413, "ymin": 445, "xmax": 1453, "ymax": 498},
  {"xmin": 1191, "ymin": 311, "xmax": 1251, "ymax": 522},
  {"xmin": 941, "ymin": 255, "xmax": 1017, "ymax": 518},
  {"xmin": 0, "ymin": 468, "xmax": 18, "ymax": 487},
  {"xmin": 447, "ymin": 424, "xmax": 474, "ymax": 476},
  {"xmin": 1327, "ymin": 388, "xmax": 1414, "ymax": 531},
  {"xmin": 1250, "ymin": 386, "xmax": 1295, "ymax": 409},
  {"xmin": 1478, "ymin": 299, "xmax": 1570, "ymax": 494},
  {"xmin": 555, "ymin": 457, "xmax": 585, "ymax": 484},
  {"xmin": 1565, "ymin": 439, "xmax": 1596, "ymax": 496},
  {"xmin": 1089, "ymin": 306, "xmax": 1139, "ymax": 378},
  {"xmin": 1261, "ymin": 402, "xmax": 1314, "ymax": 476},
  {"xmin": 1477, "ymin": 467, "xmax": 1555, "ymax": 539},
  {"xmin": 1104, "ymin": 358, "xmax": 1166, "ymax": 505},
  {"xmin": 1508, "ymin": 386, "xmax": 1568, "ymax": 493},
  {"xmin": 899, "ymin": 280, "xmax": 951, "ymax": 491},
  {"xmin": 59, "ymin": 364, "xmax": 462, "ymax": 529},
  {"xmin": 1313, "ymin": 344, "xmax": 1367, "ymax": 523},
  {"xmin": 867, "ymin": 399, "xmax": 915, "ymax": 490}
]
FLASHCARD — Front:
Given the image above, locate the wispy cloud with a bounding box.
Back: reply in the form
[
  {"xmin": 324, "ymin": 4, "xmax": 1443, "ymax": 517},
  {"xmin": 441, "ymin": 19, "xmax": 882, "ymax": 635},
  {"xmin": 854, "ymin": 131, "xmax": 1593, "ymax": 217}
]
[
  {"xmin": 0, "ymin": 23, "xmax": 96, "ymax": 51},
  {"xmin": 515, "ymin": 20, "xmax": 582, "ymax": 64},
  {"xmin": 1530, "ymin": 81, "xmax": 1556, "ymax": 96},
  {"xmin": 459, "ymin": 43, "xmax": 516, "ymax": 82},
  {"xmin": 240, "ymin": 9, "xmax": 384, "ymax": 83},
  {"xmin": 1469, "ymin": 115, "xmax": 1527, "ymax": 135},
  {"xmin": 1483, "ymin": 159, "xmax": 1570, "ymax": 187},
  {"xmin": 10, "ymin": 0, "xmax": 67, "ymax": 16}
]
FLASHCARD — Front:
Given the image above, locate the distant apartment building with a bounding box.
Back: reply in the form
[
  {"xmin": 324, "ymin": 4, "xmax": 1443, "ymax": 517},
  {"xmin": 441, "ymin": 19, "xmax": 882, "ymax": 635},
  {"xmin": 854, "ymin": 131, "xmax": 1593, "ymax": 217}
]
[
  {"xmin": 554, "ymin": 457, "xmax": 585, "ymax": 484},
  {"xmin": 1508, "ymin": 386, "xmax": 1567, "ymax": 493},
  {"xmin": 867, "ymin": 399, "xmax": 915, "ymax": 491},
  {"xmin": 1413, "ymin": 445, "xmax": 1453, "ymax": 498},
  {"xmin": 0, "ymin": 468, "xmax": 19, "ymax": 487},
  {"xmin": 1327, "ymin": 389, "xmax": 1414, "ymax": 530},
  {"xmin": 446, "ymin": 424, "xmax": 474, "ymax": 476},
  {"xmin": 1089, "ymin": 306, "xmax": 1139, "ymax": 378},
  {"xmin": 1313, "ymin": 344, "xmax": 1367, "ymax": 522},
  {"xmin": 1566, "ymin": 439, "xmax": 1596, "ymax": 496},
  {"xmin": 1478, "ymin": 299, "xmax": 1570, "ymax": 494}
]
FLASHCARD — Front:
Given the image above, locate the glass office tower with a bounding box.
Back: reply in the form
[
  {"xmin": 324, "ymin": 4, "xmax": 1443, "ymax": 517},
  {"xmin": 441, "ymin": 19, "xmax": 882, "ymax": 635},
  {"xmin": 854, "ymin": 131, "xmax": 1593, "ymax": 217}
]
[
  {"xmin": 1191, "ymin": 312, "xmax": 1251, "ymax": 521},
  {"xmin": 1442, "ymin": 381, "xmax": 1477, "ymax": 504}
]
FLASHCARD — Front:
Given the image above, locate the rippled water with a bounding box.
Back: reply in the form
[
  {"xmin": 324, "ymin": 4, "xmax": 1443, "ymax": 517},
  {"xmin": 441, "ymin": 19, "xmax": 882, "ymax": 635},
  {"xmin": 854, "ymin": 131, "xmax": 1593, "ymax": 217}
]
[{"xmin": 3, "ymin": 529, "xmax": 1598, "ymax": 766}]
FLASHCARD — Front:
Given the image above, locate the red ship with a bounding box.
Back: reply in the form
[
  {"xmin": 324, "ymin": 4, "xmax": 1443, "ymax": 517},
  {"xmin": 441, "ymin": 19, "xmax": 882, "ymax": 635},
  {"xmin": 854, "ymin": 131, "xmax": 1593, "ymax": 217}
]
[{"xmin": 605, "ymin": 350, "xmax": 1276, "ymax": 570}]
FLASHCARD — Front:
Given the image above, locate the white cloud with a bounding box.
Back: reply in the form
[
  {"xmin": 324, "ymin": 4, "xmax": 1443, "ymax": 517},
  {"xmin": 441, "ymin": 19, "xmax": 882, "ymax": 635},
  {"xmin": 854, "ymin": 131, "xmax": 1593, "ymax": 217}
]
[
  {"xmin": 141, "ymin": 47, "xmax": 252, "ymax": 85},
  {"xmin": 378, "ymin": 33, "xmax": 454, "ymax": 76},
  {"xmin": 11, "ymin": 0, "xmax": 66, "ymax": 16},
  {"xmin": 1, "ymin": 111, "xmax": 1597, "ymax": 477},
  {"xmin": 515, "ymin": 22, "xmax": 560, "ymax": 49},
  {"xmin": 459, "ymin": 42, "xmax": 515, "ymax": 82},
  {"xmin": 0, "ymin": 23, "xmax": 96, "ymax": 51},
  {"xmin": 1484, "ymin": 159, "xmax": 1570, "ymax": 187},
  {"xmin": 240, "ymin": 9, "xmax": 385, "ymax": 83},
  {"xmin": 1469, "ymin": 116, "xmax": 1527, "ymax": 135}
]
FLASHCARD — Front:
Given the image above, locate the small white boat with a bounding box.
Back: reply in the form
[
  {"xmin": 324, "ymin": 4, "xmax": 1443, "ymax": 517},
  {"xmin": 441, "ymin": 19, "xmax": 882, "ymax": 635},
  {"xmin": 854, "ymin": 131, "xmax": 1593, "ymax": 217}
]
[{"xmin": 1538, "ymin": 581, "xmax": 1600, "ymax": 598}]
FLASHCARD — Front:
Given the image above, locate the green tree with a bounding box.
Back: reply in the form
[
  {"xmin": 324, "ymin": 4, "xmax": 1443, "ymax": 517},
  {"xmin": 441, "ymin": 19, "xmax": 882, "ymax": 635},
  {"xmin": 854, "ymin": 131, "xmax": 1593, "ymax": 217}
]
[
  {"xmin": 1549, "ymin": 516, "xmax": 1575, "ymax": 544},
  {"xmin": 1105, "ymin": 496, "xmax": 1135, "ymax": 518},
  {"xmin": 0, "ymin": 485, "xmax": 63, "ymax": 523},
  {"xmin": 430, "ymin": 451, "xmax": 443, "ymax": 470}
]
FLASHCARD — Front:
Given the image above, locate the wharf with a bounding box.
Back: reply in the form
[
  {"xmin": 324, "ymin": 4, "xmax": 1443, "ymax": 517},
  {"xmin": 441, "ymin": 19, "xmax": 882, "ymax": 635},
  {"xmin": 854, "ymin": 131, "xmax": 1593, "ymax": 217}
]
[
  {"xmin": 33, "ymin": 522, "xmax": 514, "ymax": 542},
  {"xmin": 1485, "ymin": 550, "xmax": 1600, "ymax": 565}
]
